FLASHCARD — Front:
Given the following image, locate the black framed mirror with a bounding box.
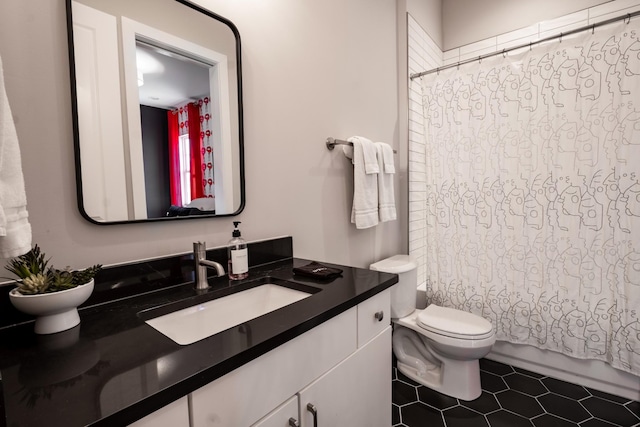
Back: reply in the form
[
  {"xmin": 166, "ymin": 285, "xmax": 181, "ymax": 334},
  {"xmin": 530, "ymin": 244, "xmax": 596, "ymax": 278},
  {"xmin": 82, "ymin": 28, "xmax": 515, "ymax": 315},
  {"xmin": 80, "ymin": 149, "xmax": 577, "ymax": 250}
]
[{"xmin": 66, "ymin": 0, "xmax": 244, "ymax": 224}]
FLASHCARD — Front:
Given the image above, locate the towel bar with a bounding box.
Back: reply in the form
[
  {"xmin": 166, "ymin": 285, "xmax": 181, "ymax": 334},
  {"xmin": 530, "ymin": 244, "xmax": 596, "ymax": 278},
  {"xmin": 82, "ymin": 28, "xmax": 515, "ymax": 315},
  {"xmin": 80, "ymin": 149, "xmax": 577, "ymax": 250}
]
[{"xmin": 326, "ymin": 137, "xmax": 397, "ymax": 153}]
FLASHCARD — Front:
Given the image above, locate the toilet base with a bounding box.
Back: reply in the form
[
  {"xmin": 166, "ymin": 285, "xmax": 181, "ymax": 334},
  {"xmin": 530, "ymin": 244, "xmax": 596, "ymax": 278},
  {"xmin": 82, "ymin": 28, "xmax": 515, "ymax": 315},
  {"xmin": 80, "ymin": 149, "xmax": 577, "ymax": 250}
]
[
  {"xmin": 392, "ymin": 317, "xmax": 492, "ymax": 402},
  {"xmin": 396, "ymin": 357, "xmax": 482, "ymax": 401}
]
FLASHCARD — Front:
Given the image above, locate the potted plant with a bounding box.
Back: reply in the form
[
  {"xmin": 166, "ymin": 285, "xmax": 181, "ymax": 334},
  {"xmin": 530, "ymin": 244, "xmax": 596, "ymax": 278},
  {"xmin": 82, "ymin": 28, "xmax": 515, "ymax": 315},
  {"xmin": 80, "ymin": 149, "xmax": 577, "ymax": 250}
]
[{"xmin": 5, "ymin": 245, "xmax": 102, "ymax": 334}]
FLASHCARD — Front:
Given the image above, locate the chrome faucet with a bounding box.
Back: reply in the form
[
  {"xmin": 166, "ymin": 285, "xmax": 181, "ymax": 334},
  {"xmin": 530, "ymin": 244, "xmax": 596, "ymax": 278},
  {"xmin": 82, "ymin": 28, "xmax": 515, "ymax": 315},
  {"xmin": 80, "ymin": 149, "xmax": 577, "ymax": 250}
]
[{"xmin": 193, "ymin": 241, "xmax": 226, "ymax": 290}]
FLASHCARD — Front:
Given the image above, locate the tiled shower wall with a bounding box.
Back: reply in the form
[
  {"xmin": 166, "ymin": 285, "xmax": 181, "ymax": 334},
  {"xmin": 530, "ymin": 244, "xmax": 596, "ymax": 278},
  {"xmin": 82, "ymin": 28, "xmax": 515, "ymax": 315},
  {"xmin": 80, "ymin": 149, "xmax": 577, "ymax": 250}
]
[
  {"xmin": 407, "ymin": 15, "xmax": 441, "ymax": 287},
  {"xmin": 407, "ymin": 0, "xmax": 640, "ymax": 289}
]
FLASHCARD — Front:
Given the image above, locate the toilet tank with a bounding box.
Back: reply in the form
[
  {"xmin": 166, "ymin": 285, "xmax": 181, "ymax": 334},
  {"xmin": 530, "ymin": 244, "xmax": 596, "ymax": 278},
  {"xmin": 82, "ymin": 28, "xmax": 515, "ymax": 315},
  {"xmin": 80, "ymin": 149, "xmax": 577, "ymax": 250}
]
[{"xmin": 370, "ymin": 255, "xmax": 417, "ymax": 318}]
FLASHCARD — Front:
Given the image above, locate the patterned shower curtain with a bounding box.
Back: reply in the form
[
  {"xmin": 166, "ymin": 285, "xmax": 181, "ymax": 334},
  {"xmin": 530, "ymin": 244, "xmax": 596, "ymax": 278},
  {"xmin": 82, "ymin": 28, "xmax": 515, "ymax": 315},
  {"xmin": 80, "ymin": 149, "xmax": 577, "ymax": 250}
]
[{"xmin": 418, "ymin": 20, "xmax": 640, "ymax": 376}]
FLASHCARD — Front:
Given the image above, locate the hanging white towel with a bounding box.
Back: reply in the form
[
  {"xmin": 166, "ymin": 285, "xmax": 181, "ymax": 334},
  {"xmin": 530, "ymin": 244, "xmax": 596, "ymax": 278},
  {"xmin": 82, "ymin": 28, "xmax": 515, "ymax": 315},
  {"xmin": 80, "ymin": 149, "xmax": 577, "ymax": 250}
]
[
  {"xmin": 378, "ymin": 142, "xmax": 395, "ymax": 174},
  {"xmin": 0, "ymin": 55, "xmax": 31, "ymax": 258},
  {"xmin": 375, "ymin": 142, "xmax": 396, "ymax": 222},
  {"xmin": 348, "ymin": 136, "xmax": 379, "ymax": 228},
  {"xmin": 342, "ymin": 136, "xmax": 379, "ymax": 174}
]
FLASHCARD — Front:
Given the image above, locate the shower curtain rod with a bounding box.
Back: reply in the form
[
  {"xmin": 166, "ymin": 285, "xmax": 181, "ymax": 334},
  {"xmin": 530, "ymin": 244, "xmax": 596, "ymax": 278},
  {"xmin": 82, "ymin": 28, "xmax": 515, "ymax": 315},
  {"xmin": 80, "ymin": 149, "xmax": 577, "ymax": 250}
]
[{"xmin": 410, "ymin": 10, "xmax": 640, "ymax": 80}]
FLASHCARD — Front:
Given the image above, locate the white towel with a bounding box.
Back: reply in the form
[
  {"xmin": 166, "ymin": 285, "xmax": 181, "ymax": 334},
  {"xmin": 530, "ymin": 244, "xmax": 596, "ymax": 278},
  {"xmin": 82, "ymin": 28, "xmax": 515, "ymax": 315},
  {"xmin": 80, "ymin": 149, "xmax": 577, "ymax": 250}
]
[
  {"xmin": 343, "ymin": 136, "xmax": 379, "ymax": 174},
  {"xmin": 379, "ymin": 142, "xmax": 395, "ymax": 174},
  {"xmin": 348, "ymin": 136, "xmax": 379, "ymax": 229},
  {"xmin": 0, "ymin": 55, "xmax": 31, "ymax": 258},
  {"xmin": 375, "ymin": 142, "xmax": 396, "ymax": 222}
]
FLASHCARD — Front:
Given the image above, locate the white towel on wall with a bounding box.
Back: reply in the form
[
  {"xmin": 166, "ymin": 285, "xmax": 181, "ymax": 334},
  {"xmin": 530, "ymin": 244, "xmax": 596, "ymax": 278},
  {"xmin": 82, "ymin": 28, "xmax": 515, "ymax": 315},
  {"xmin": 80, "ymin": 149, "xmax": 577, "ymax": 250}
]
[
  {"xmin": 348, "ymin": 136, "xmax": 379, "ymax": 229},
  {"xmin": 0, "ymin": 55, "xmax": 32, "ymax": 258},
  {"xmin": 343, "ymin": 136, "xmax": 379, "ymax": 174},
  {"xmin": 375, "ymin": 142, "xmax": 396, "ymax": 222}
]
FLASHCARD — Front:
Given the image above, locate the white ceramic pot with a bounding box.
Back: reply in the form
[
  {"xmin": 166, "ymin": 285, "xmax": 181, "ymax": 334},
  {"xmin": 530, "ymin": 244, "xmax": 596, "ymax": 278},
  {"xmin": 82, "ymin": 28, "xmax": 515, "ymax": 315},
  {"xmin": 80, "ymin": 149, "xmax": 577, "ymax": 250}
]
[{"xmin": 9, "ymin": 279, "xmax": 94, "ymax": 334}]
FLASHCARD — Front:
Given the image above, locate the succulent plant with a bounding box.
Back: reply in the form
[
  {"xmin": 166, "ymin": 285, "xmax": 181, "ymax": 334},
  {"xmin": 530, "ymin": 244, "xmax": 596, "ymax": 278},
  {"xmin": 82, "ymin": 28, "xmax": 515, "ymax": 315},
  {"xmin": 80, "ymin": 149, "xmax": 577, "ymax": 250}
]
[
  {"xmin": 18, "ymin": 273, "xmax": 49, "ymax": 295},
  {"xmin": 70, "ymin": 265, "xmax": 102, "ymax": 287},
  {"xmin": 5, "ymin": 245, "xmax": 49, "ymax": 280},
  {"xmin": 4, "ymin": 245, "xmax": 102, "ymax": 295},
  {"xmin": 47, "ymin": 268, "xmax": 76, "ymax": 293}
]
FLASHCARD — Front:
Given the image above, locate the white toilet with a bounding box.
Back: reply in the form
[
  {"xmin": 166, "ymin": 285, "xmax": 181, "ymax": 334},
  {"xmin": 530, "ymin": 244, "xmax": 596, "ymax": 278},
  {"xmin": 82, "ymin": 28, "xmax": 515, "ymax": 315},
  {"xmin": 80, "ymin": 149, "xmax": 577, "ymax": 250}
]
[{"xmin": 370, "ymin": 255, "xmax": 496, "ymax": 401}]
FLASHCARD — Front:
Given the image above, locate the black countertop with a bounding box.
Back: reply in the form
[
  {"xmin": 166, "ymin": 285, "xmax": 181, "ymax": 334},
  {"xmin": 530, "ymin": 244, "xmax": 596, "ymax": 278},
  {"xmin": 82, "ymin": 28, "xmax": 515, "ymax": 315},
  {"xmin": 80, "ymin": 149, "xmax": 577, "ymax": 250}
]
[{"xmin": 0, "ymin": 256, "xmax": 397, "ymax": 427}]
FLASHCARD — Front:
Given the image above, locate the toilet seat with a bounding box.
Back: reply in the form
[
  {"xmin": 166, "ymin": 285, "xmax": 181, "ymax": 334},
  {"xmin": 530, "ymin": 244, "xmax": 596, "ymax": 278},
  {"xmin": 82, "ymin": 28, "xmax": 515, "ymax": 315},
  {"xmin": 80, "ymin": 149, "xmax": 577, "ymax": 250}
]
[{"xmin": 417, "ymin": 305, "xmax": 494, "ymax": 340}]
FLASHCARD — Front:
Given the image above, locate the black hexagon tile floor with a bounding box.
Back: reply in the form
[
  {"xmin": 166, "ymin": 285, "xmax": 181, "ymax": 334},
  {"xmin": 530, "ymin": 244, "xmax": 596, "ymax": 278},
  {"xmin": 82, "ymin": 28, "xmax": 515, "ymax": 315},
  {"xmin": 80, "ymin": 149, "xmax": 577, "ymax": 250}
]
[{"xmin": 392, "ymin": 358, "xmax": 640, "ymax": 427}]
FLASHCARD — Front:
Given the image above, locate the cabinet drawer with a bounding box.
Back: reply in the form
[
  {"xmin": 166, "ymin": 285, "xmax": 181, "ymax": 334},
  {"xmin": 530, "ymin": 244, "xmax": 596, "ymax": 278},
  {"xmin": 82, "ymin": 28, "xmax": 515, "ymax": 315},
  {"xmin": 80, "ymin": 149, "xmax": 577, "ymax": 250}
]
[{"xmin": 357, "ymin": 288, "xmax": 391, "ymax": 347}]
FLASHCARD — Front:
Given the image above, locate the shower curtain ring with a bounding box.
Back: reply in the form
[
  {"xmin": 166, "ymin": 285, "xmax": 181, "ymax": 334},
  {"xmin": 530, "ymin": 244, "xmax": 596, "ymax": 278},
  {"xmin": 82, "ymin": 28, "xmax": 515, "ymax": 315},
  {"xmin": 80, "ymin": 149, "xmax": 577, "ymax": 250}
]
[
  {"xmin": 592, "ymin": 24, "xmax": 595, "ymax": 34},
  {"xmin": 626, "ymin": 13, "xmax": 631, "ymax": 24},
  {"xmin": 502, "ymin": 49, "xmax": 507, "ymax": 58},
  {"xmin": 559, "ymin": 32, "xmax": 563, "ymax": 42}
]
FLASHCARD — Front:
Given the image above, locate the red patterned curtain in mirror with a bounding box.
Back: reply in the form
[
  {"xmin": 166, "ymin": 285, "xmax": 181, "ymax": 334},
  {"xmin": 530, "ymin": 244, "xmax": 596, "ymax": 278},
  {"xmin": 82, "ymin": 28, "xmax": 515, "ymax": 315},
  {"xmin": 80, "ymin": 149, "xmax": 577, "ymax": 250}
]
[
  {"xmin": 187, "ymin": 103, "xmax": 204, "ymax": 200},
  {"xmin": 167, "ymin": 110, "xmax": 181, "ymax": 206}
]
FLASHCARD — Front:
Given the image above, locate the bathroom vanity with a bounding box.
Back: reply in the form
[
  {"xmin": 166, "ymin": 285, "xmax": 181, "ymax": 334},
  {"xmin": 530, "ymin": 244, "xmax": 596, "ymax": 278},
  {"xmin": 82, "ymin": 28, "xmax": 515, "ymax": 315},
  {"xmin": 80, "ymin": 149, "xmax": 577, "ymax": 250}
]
[
  {"xmin": 0, "ymin": 238, "xmax": 396, "ymax": 426},
  {"xmin": 178, "ymin": 288, "xmax": 390, "ymax": 427}
]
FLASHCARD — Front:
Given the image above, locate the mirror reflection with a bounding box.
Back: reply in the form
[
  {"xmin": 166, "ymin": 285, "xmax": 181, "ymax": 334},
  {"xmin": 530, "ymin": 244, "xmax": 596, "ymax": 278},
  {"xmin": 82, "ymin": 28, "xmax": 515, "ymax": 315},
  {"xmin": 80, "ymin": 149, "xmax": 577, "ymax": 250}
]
[{"xmin": 67, "ymin": 0, "xmax": 244, "ymax": 223}]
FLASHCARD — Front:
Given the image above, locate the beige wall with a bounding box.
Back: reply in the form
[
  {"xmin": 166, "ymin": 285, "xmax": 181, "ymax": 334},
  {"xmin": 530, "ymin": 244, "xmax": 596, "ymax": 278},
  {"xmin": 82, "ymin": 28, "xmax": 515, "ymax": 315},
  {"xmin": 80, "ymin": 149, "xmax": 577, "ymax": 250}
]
[
  {"xmin": 407, "ymin": 0, "xmax": 443, "ymax": 48},
  {"xmin": 0, "ymin": 0, "xmax": 402, "ymax": 270},
  {"xmin": 443, "ymin": 0, "xmax": 612, "ymax": 49}
]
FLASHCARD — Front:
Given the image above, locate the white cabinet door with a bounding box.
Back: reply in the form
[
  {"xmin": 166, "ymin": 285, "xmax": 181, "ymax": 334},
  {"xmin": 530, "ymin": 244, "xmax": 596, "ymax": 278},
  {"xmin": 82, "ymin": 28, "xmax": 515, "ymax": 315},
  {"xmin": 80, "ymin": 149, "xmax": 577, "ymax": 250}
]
[
  {"xmin": 128, "ymin": 396, "xmax": 189, "ymax": 427},
  {"xmin": 251, "ymin": 396, "xmax": 300, "ymax": 427},
  {"xmin": 190, "ymin": 308, "xmax": 357, "ymax": 427},
  {"xmin": 297, "ymin": 327, "xmax": 392, "ymax": 427}
]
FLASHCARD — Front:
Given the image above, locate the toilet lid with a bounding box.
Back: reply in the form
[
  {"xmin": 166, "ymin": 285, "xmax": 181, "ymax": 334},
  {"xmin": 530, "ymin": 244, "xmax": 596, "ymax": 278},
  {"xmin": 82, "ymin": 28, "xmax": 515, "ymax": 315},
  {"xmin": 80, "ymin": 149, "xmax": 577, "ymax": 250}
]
[{"xmin": 417, "ymin": 305, "xmax": 494, "ymax": 339}]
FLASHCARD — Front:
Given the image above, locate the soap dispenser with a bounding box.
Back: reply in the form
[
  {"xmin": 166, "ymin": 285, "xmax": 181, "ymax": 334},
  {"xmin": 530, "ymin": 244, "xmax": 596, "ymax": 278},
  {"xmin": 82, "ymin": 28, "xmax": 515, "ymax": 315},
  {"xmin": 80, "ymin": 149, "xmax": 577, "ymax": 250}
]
[{"xmin": 227, "ymin": 221, "xmax": 248, "ymax": 280}]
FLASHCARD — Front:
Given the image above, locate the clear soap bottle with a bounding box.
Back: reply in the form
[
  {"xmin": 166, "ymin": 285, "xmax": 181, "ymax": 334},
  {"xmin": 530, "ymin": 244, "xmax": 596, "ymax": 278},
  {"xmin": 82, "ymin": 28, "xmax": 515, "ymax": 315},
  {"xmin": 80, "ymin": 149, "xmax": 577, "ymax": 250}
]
[{"xmin": 227, "ymin": 221, "xmax": 248, "ymax": 280}]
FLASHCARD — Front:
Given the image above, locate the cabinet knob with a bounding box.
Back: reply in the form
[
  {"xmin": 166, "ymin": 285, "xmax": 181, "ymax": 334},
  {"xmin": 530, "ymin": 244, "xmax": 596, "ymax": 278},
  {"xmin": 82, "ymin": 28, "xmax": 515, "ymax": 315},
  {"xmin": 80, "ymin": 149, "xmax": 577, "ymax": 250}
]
[
  {"xmin": 288, "ymin": 417, "xmax": 300, "ymax": 427},
  {"xmin": 374, "ymin": 311, "xmax": 384, "ymax": 322}
]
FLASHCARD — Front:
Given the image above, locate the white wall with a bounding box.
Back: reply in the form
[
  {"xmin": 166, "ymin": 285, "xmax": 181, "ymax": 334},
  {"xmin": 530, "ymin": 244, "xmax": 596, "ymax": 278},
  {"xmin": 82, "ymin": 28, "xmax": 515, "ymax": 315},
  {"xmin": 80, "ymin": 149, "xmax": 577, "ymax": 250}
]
[
  {"xmin": 443, "ymin": 0, "xmax": 612, "ymax": 50},
  {"xmin": 0, "ymin": 0, "xmax": 402, "ymax": 270}
]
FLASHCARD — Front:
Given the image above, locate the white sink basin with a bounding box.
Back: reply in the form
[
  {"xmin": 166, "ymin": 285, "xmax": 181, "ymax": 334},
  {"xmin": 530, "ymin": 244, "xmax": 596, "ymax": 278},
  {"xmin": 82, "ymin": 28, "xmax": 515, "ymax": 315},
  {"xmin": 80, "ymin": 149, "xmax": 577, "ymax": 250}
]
[{"xmin": 145, "ymin": 283, "xmax": 313, "ymax": 345}]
